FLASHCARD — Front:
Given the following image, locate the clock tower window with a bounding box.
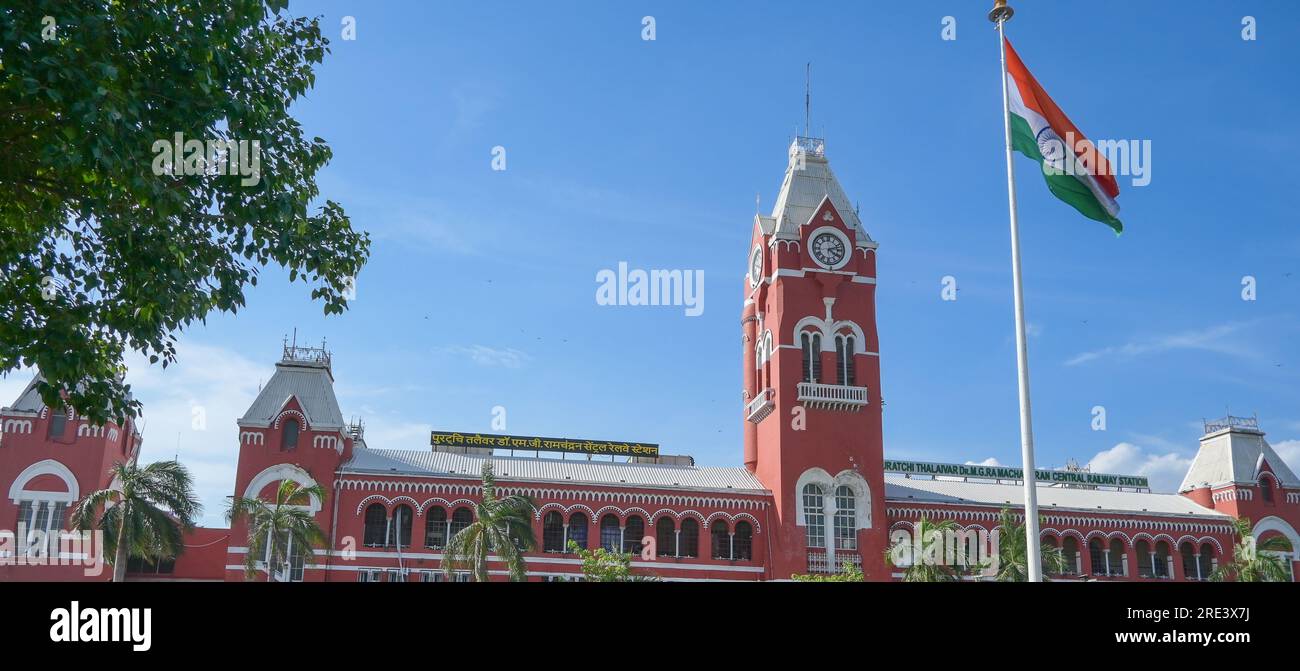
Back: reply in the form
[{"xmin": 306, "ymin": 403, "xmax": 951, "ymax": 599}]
[
  {"xmin": 835, "ymin": 335, "xmax": 856, "ymax": 386},
  {"xmin": 800, "ymin": 332, "xmax": 822, "ymax": 383}
]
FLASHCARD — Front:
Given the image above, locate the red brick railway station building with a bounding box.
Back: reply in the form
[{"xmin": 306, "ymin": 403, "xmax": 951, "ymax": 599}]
[{"xmin": 2, "ymin": 137, "xmax": 1298, "ymax": 582}]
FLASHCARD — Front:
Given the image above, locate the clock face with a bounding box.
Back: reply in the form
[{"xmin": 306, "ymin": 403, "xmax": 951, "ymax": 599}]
[
  {"xmin": 749, "ymin": 246, "xmax": 763, "ymax": 286},
  {"xmin": 810, "ymin": 229, "xmax": 848, "ymax": 269}
]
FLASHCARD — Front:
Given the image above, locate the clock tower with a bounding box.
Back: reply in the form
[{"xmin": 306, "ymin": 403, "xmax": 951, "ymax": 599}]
[{"xmin": 742, "ymin": 136, "xmax": 889, "ymax": 579}]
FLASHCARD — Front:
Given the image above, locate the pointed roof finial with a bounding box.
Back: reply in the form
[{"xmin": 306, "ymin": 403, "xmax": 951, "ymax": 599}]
[{"xmin": 804, "ymin": 62, "xmax": 812, "ymax": 138}]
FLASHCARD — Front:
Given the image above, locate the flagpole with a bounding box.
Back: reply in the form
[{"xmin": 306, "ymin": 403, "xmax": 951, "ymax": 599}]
[{"xmin": 989, "ymin": 0, "xmax": 1042, "ymax": 582}]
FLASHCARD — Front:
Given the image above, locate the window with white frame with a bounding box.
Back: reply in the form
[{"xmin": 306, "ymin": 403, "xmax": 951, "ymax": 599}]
[
  {"xmin": 834, "ymin": 485, "xmax": 857, "ymax": 550},
  {"xmin": 358, "ymin": 569, "xmax": 381, "ymax": 582},
  {"xmin": 802, "ymin": 483, "xmax": 826, "ymax": 549},
  {"xmin": 800, "ymin": 332, "xmax": 822, "ymax": 383},
  {"xmin": 834, "ymin": 334, "xmax": 856, "ymax": 386},
  {"xmin": 14, "ymin": 499, "xmax": 67, "ymax": 550}
]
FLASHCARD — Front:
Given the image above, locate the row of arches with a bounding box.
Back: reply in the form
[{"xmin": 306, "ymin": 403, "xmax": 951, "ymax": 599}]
[
  {"xmin": 1043, "ymin": 535, "xmax": 1218, "ymax": 580},
  {"xmin": 361, "ymin": 504, "xmax": 758, "ymax": 562}
]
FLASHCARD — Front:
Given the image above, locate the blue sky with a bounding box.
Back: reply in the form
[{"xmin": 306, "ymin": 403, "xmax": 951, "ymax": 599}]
[{"xmin": 10, "ymin": 1, "xmax": 1298, "ymax": 526}]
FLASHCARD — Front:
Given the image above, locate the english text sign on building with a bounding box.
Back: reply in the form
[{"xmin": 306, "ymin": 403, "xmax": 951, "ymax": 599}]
[
  {"xmin": 883, "ymin": 460, "xmax": 1149, "ymax": 489},
  {"xmin": 431, "ymin": 431, "xmax": 659, "ymax": 458}
]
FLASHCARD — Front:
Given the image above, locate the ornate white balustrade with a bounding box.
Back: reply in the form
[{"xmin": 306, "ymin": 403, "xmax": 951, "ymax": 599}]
[{"xmin": 796, "ymin": 382, "xmax": 869, "ymax": 411}]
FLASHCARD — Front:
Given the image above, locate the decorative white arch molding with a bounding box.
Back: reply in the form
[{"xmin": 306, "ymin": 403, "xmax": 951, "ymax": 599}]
[
  {"xmin": 1059, "ymin": 529, "xmax": 1086, "ymax": 546},
  {"xmin": 1198, "ymin": 536, "xmax": 1224, "ymax": 555},
  {"xmin": 677, "ymin": 509, "xmax": 707, "ymax": 526},
  {"xmin": 389, "ymin": 496, "xmax": 419, "ymax": 514},
  {"xmin": 243, "ymin": 463, "xmax": 321, "ymax": 514},
  {"xmin": 593, "ymin": 505, "xmax": 624, "ymax": 522},
  {"xmin": 273, "ymin": 407, "xmax": 308, "ymax": 430},
  {"xmin": 791, "ymin": 317, "xmax": 868, "ymax": 354},
  {"xmin": 9, "ymin": 459, "xmax": 79, "ymax": 504},
  {"xmin": 1251, "ymin": 516, "xmax": 1299, "ymax": 559},
  {"xmin": 1152, "ymin": 534, "xmax": 1177, "ymax": 549},
  {"xmin": 794, "ymin": 467, "xmax": 833, "ymax": 527},
  {"xmin": 535, "ymin": 502, "xmax": 568, "ymax": 521},
  {"xmin": 356, "ymin": 494, "xmax": 390, "ymax": 515},
  {"xmin": 1106, "ymin": 531, "xmax": 1133, "ymax": 549},
  {"xmin": 831, "ymin": 469, "xmax": 872, "ymax": 530},
  {"xmin": 565, "ymin": 504, "xmax": 597, "ymax": 521},
  {"xmin": 1083, "ymin": 530, "xmax": 1109, "ymax": 545}
]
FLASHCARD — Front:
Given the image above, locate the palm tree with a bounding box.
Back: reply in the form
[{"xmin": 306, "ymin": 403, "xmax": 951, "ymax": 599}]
[
  {"xmin": 884, "ymin": 515, "xmax": 962, "ymax": 582},
  {"xmin": 1211, "ymin": 518, "xmax": 1293, "ymax": 582},
  {"xmin": 443, "ymin": 461, "xmax": 537, "ymax": 581},
  {"xmin": 227, "ymin": 480, "xmax": 328, "ymax": 582},
  {"xmin": 72, "ymin": 459, "xmax": 201, "ymax": 582},
  {"xmin": 988, "ymin": 507, "xmax": 1067, "ymax": 582}
]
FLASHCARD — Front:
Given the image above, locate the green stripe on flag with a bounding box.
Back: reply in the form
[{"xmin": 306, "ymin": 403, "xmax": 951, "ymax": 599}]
[{"xmin": 1009, "ymin": 114, "xmax": 1123, "ymax": 235}]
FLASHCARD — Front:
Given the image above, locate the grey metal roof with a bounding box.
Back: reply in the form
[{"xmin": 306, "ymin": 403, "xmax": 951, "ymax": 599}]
[
  {"xmin": 1179, "ymin": 428, "xmax": 1299, "ymax": 492},
  {"xmin": 239, "ymin": 360, "xmax": 344, "ymax": 429},
  {"xmin": 5, "ymin": 376, "xmax": 46, "ymax": 413},
  {"xmin": 885, "ymin": 474, "xmax": 1227, "ymax": 519},
  {"xmin": 770, "ymin": 138, "xmax": 874, "ymax": 247},
  {"xmin": 342, "ymin": 448, "xmax": 769, "ymax": 493},
  {"xmin": 2, "ymin": 372, "xmax": 133, "ymax": 416}
]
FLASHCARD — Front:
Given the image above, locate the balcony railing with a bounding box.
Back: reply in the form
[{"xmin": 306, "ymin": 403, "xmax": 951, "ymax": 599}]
[
  {"xmin": 806, "ymin": 550, "xmax": 861, "ymax": 575},
  {"xmin": 746, "ymin": 388, "xmax": 775, "ymax": 424},
  {"xmin": 796, "ymin": 382, "xmax": 869, "ymax": 411}
]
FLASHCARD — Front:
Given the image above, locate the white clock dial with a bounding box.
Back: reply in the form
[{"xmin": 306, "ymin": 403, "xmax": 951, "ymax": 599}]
[
  {"xmin": 749, "ymin": 246, "xmax": 763, "ymax": 286},
  {"xmin": 810, "ymin": 229, "xmax": 848, "ymax": 269}
]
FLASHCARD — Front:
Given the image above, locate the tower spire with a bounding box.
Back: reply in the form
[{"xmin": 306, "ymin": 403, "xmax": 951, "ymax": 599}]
[{"xmin": 804, "ymin": 62, "xmax": 811, "ymax": 137}]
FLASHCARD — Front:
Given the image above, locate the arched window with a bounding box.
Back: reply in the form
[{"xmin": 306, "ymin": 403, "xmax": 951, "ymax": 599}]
[
  {"xmin": 1179, "ymin": 542, "xmax": 1199, "ymax": 580},
  {"xmin": 1154, "ymin": 541, "xmax": 1172, "ymax": 579},
  {"xmin": 680, "ymin": 518, "xmax": 700, "ymax": 558},
  {"xmin": 624, "ymin": 516, "xmax": 645, "ymax": 554},
  {"xmin": 424, "ymin": 507, "xmax": 447, "ymax": 549},
  {"xmin": 542, "ymin": 511, "xmax": 565, "ymax": 553},
  {"xmin": 802, "ymin": 483, "xmax": 826, "ymax": 549},
  {"xmin": 835, "ymin": 335, "xmax": 856, "ymax": 385},
  {"xmin": 711, "ymin": 520, "xmax": 731, "ymax": 560},
  {"xmin": 1261, "ymin": 476, "xmax": 1274, "ymax": 503},
  {"xmin": 1061, "ymin": 537, "xmax": 1080, "ymax": 575},
  {"xmin": 282, "ymin": 419, "xmax": 299, "ymax": 451},
  {"xmin": 656, "ymin": 517, "xmax": 676, "ymax": 557},
  {"xmin": 387, "ymin": 504, "xmax": 413, "ymax": 547},
  {"xmin": 834, "ymin": 485, "xmax": 857, "ymax": 550},
  {"xmin": 1135, "ymin": 540, "xmax": 1154, "ymax": 578},
  {"xmin": 449, "ymin": 507, "xmax": 473, "ymax": 542},
  {"xmin": 568, "ymin": 513, "xmax": 589, "ymax": 551},
  {"xmin": 600, "ymin": 514, "xmax": 621, "ymax": 551},
  {"xmin": 734, "ymin": 521, "xmax": 753, "ymax": 560},
  {"xmin": 1197, "ymin": 542, "xmax": 1215, "ymax": 580},
  {"xmin": 800, "ymin": 332, "xmax": 822, "ymax": 383},
  {"xmin": 1088, "ymin": 539, "xmax": 1106, "ymax": 576},
  {"xmin": 1107, "ymin": 539, "xmax": 1126, "ymax": 576},
  {"xmin": 363, "ymin": 504, "xmax": 386, "ymax": 547}
]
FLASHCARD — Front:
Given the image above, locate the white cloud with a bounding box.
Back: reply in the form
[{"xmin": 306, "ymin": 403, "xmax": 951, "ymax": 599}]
[
  {"xmin": 1274, "ymin": 439, "xmax": 1300, "ymax": 476},
  {"xmin": 123, "ymin": 342, "xmax": 267, "ymax": 527},
  {"xmin": 1087, "ymin": 442, "xmax": 1193, "ymax": 493},
  {"xmin": 1065, "ymin": 322, "xmax": 1262, "ymax": 367},
  {"xmin": 965, "ymin": 457, "xmax": 1002, "ymax": 466},
  {"xmin": 440, "ymin": 345, "xmax": 529, "ymax": 368}
]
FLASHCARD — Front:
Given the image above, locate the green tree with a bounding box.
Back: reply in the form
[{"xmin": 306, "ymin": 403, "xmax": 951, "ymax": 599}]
[
  {"xmin": 565, "ymin": 540, "xmax": 660, "ymax": 582},
  {"xmin": 1211, "ymin": 518, "xmax": 1293, "ymax": 583},
  {"xmin": 71, "ymin": 459, "xmax": 201, "ymax": 582},
  {"xmin": 227, "ymin": 479, "xmax": 327, "ymax": 582},
  {"xmin": 0, "ymin": 1, "xmax": 370, "ymax": 424},
  {"xmin": 792, "ymin": 561, "xmax": 865, "ymax": 582},
  {"xmin": 987, "ymin": 507, "xmax": 1067, "ymax": 582},
  {"xmin": 883, "ymin": 515, "xmax": 963, "ymax": 582},
  {"xmin": 443, "ymin": 461, "xmax": 537, "ymax": 582}
]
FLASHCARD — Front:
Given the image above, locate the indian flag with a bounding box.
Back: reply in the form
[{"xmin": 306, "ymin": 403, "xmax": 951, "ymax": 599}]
[{"xmin": 1004, "ymin": 38, "xmax": 1123, "ymax": 234}]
